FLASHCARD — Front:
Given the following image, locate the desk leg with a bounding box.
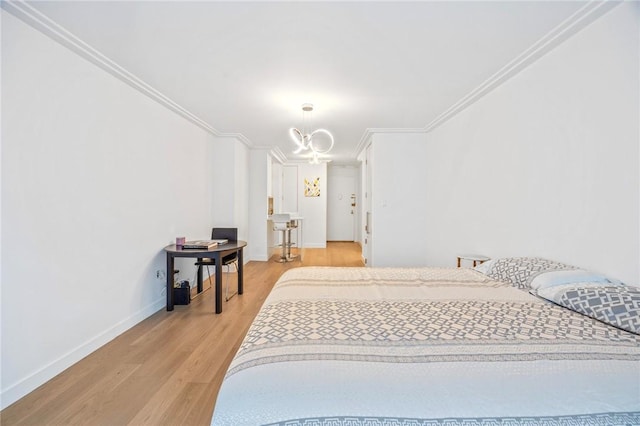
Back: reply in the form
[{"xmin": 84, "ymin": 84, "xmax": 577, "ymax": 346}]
[
  {"xmin": 215, "ymin": 254, "xmax": 222, "ymax": 314},
  {"xmin": 238, "ymin": 248, "xmax": 244, "ymax": 295},
  {"xmin": 166, "ymin": 253, "xmax": 174, "ymax": 311},
  {"xmin": 196, "ymin": 258, "xmax": 203, "ymax": 293}
]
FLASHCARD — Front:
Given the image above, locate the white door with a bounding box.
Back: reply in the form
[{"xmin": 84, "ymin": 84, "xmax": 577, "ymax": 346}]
[{"xmin": 327, "ymin": 166, "xmax": 357, "ymax": 241}]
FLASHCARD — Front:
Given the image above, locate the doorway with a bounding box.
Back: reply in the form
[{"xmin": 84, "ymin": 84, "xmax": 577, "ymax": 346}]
[{"xmin": 327, "ymin": 166, "xmax": 357, "ymax": 241}]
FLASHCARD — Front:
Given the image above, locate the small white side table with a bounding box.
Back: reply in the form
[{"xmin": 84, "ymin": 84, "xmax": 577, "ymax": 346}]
[{"xmin": 457, "ymin": 254, "xmax": 490, "ymax": 268}]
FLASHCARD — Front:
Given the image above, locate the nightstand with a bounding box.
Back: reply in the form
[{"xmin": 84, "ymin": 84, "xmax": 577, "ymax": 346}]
[{"xmin": 457, "ymin": 254, "xmax": 490, "ymax": 268}]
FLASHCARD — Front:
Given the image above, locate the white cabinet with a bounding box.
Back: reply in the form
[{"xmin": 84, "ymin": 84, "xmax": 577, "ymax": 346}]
[{"xmin": 360, "ymin": 132, "xmax": 429, "ymax": 267}]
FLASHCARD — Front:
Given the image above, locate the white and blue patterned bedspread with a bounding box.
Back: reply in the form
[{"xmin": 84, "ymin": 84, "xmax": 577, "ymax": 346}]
[{"xmin": 211, "ymin": 267, "xmax": 640, "ymax": 426}]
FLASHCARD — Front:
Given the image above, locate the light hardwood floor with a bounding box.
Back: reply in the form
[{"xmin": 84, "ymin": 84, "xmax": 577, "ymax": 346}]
[{"xmin": 2, "ymin": 242, "xmax": 364, "ymax": 426}]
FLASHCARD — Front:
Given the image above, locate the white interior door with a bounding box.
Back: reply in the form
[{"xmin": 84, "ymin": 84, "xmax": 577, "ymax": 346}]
[{"xmin": 327, "ymin": 166, "xmax": 357, "ymax": 241}]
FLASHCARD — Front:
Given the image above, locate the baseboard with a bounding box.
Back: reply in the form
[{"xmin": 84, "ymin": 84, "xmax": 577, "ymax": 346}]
[
  {"xmin": 249, "ymin": 248, "xmax": 269, "ymax": 262},
  {"xmin": 0, "ymin": 298, "xmax": 165, "ymax": 410},
  {"xmin": 304, "ymin": 243, "xmax": 327, "ymax": 249}
]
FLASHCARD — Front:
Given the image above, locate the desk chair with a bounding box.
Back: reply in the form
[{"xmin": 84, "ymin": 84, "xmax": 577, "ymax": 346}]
[{"xmin": 194, "ymin": 227, "xmax": 239, "ymax": 301}]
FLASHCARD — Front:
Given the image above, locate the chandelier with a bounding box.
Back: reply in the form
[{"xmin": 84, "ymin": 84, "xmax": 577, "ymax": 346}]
[{"xmin": 289, "ymin": 103, "xmax": 334, "ymax": 164}]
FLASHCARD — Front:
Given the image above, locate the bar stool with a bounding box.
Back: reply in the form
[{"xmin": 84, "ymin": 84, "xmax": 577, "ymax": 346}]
[
  {"xmin": 286, "ymin": 219, "xmax": 298, "ymax": 260},
  {"xmin": 271, "ymin": 213, "xmax": 292, "ymax": 263}
]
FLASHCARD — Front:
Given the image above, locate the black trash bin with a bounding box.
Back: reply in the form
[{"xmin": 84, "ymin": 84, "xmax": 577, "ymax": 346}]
[{"xmin": 173, "ymin": 280, "xmax": 191, "ymax": 305}]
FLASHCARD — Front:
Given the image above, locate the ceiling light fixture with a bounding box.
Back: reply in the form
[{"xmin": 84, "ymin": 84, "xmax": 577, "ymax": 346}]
[{"xmin": 290, "ymin": 103, "xmax": 334, "ymax": 164}]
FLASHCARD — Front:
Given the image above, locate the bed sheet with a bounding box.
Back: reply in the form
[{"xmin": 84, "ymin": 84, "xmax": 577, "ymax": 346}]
[{"xmin": 211, "ymin": 267, "xmax": 640, "ymax": 426}]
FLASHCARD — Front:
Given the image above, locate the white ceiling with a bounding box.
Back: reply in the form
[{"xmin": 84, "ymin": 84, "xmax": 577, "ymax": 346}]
[{"xmin": 29, "ymin": 0, "xmax": 586, "ymax": 163}]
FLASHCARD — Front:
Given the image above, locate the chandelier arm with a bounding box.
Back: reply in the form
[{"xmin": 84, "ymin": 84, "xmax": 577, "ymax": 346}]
[
  {"xmin": 290, "ymin": 104, "xmax": 334, "ymax": 158},
  {"xmin": 308, "ymin": 129, "xmax": 335, "ymax": 154},
  {"xmin": 290, "ymin": 128, "xmax": 308, "ymax": 154},
  {"xmin": 309, "ymin": 151, "xmax": 319, "ymax": 164}
]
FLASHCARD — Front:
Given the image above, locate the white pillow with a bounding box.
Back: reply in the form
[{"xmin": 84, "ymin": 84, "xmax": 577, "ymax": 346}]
[{"xmin": 529, "ymin": 269, "xmax": 615, "ymax": 291}]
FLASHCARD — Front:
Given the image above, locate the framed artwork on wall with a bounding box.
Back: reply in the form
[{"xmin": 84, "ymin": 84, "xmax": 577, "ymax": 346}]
[{"xmin": 304, "ymin": 177, "xmax": 320, "ymax": 197}]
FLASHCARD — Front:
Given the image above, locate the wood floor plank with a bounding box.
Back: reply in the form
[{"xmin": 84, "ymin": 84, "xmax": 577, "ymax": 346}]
[
  {"xmin": 44, "ymin": 364, "xmax": 142, "ymax": 426},
  {"xmin": 1, "ymin": 242, "xmax": 364, "ymax": 425}
]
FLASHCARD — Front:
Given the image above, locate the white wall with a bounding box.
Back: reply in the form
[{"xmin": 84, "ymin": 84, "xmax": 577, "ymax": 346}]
[
  {"xmin": 210, "ymin": 137, "xmax": 249, "ymax": 241},
  {"xmin": 268, "ymin": 159, "xmax": 283, "ymax": 257},
  {"xmin": 0, "ymin": 9, "xmax": 4, "ymax": 400},
  {"xmin": 210, "ymin": 138, "xmax": 235, "ymax": 225},
  {"xmin": 248, "ymin": 149, "xmax": 270, "ymax": 261},
  {"xmin": 1, "ymin": 12, "xmax": 221, "ymax": 407},
  {"xmin": 273, "ymin": 162, "xmax": 328, "ymax": 249},
  {"xmin": 282, "ymin": 165, "xmax": 299, "ymax": 213},
  {"xmin": 271, "ymin": 160, "xmax": 282, "ymax": 214},
  {"xmin": 234, "ymin": 142, "xmax": 249, "ymax": 241},
  {"xmin": 369, "ymin": 133, "xmax": 430, "ymax": 267},
  {"xmin": 423, "ymin": 2, "xmax": 639, "ymax": 284},
  {"xmin": 296, "ymin": 162, "xmax": 328, "ymax": 248},
  {"xmin": 202, "ymin": 136, "xmax": 250, "ymax": 284}
]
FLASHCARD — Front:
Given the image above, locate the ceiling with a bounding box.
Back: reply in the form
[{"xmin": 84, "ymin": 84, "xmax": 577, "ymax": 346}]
[{"xmin": 28, "ymin": 1, "xmax": 586, "ymax": 163}]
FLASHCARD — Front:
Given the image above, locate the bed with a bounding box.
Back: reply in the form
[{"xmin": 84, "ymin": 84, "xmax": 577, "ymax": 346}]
[{"xmin": 211, "ymin": 260, "xmax": 640, "ymax": 425}]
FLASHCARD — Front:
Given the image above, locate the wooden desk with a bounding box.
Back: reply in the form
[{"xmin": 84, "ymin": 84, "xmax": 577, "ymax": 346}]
[{"xmin": 164, "ymin": 241, "xmax": 247, "ymax": 314}]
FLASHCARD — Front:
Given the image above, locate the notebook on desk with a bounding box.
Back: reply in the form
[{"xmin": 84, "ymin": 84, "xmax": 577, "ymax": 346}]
[{"xmin": 182, "ymin": 240, "xmax": 218, "ymax": 250}]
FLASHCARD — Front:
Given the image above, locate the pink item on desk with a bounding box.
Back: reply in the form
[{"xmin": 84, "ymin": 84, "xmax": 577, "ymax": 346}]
[{"xmin": 176, "ymin": 237, "xmax": 186, "ymax": 248}]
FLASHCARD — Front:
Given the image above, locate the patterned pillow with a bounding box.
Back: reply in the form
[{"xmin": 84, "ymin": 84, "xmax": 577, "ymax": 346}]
[
  {"xmin": 485, "ymin": 257, "xmax": 577, "ymax": 289},
  {"xmin": 472, "ymin": 259, "xmax": 495, "ymax": 274},
  {"xmin": 536, "ymin": 284, "xmax": 640, "ymax": 335}
]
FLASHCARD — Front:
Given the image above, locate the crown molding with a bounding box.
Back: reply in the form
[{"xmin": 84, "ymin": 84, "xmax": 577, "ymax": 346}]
[
  {"xmin": 215, "ymin": 132, "xmax": 253, "ymax": 147},
  {"xmin": 286, "ymin": 159, "xmax": 332, "ymax": 165},
  {"xmin": 353, "ymin": 127, "xmax": 426, "ymax": 159},
  {"xmin": 2, "ymin": 0, "xmax": 255, "ymax": 149},
  {"xmin": 354, "ymin": 1, "xmax": 619, "ymax": 159},
  {"xmin": 328, "ymin": 161, "xmax": 360, "ymax": 168},
  {"xmin": 353, "ymin": 130, "xmax": 373, "ymax": 160},
  {"xmin": 269, "ymin": 147, "xmax": 288, "ymax": 164},
  {"xmin": 423, "ymin": 0, "xmax": 620, "ymax": 134},
  {"xmin": 246, "ymin": 145, "xmax": 287, "ymax": 163}
]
